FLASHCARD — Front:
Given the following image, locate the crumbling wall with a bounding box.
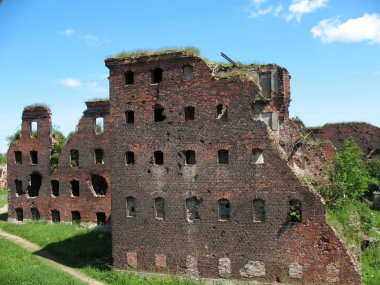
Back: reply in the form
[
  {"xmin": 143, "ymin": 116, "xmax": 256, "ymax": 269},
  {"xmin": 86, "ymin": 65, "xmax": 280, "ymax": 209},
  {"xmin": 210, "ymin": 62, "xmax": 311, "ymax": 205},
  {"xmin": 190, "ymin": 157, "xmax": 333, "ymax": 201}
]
[{"xmin": 0, "ymin": 164, "xmax": 7, "ymax": 189}]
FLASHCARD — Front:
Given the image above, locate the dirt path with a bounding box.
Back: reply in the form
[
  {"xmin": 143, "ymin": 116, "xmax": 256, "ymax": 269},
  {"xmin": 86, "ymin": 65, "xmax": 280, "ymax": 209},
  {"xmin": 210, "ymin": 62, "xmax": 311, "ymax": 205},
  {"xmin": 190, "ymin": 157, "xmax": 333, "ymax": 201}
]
[
  {"xmin": 0, "ymin": 204, "xmax": 8, "ymax": 214},
  {"xmin": 0, "ymin": 213, "xmax": 105, "ymax": 285}
]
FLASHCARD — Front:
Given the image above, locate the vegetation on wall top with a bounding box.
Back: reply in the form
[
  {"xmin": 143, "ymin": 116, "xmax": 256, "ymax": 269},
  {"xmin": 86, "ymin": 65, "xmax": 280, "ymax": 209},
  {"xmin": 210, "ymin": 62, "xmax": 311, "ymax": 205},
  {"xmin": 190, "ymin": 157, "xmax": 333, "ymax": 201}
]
[
  {"xmin": 107, "ymin": 47, "xmax": 200, "ymax": 60},
  {"xmin": 23, "ymin": 103, "xmax": 50, "ymax": 111}
]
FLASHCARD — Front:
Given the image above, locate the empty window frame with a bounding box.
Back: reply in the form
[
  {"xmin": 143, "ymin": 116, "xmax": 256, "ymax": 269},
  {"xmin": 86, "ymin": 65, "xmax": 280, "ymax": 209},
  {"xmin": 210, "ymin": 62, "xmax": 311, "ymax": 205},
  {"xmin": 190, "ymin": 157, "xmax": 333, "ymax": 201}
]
[
  {"xmin": 51, "ymin": 210, "xmax": 60, "ymax": 223},
  {"xmin": 185, "ymin": 150, "xmax": 196, "ymax": 165},
  {"xmin": 91, "ymin": 175, "xmax": 107, "ymax": 196},
  {"xmin": 184, "ymin": 106, "xmax": 195, "ymax": 121},
  {"xmin": 95, "ymin": 149, "xmax": 104, "ymax": 164},
  {"xmin": 154, "ymin": 104, "xmax": 166, "ymax": 122},
  {"xmin": 124, "ymin": 70, "xmax": 134, "ymax": 85},
  {"xmin": 15, "ymin": 179, "xmax": 23, "ymax": 196},
  {"xmin": 51, "ymin": 180, "xmax": 59, "ymax": 197},
  {"xmin": 154, "ymin": 197, "xmax": 165, "ymax": 220},
  {"xmin": 289, "ymin": 200, "xmax": 302, "ymax": 222},
  {"xmin": 253, "ymin": 199, "xmax": 265, "ymax": 222},
  {"xmin": 15, "ymin": 208, "xmax": 23, "ymax": 221},
  {"xmin": 70, "ymin": 149, "xmax": 79, "ymax": 167},
  {"xmin": 15, "ymin": 151, "xmax": 22, "ymax": 164},
  {"xmin": 252, "ymin": 149, "xmax": 264, "ymax": 164},
  {"xmin": 71, "ymin": 211, "xmax": 81, "ymax": 224},
  {"xmin": 259, "ymin": 72, "xmax": 272, "ymax": 99},
  {"xmin": 218, "ymin": 199, "xmax": 231, "ymax": 221},
  {"xmin": 183, "ymin": 65, "xmax": 194, "ymax": 81},
  {"xmin": 31, "ymin": 207, "xmax": 40, "ymax": 221},
  {"xmin": 151, "ymin": 68, "xmax": 163, "ymax": 83},
  {"xmin": 126, "ymin": 151, "xmax": 135, "ymax": 165},
  {"xmin": 30, "ymin": 121, "xmax": 38, "ymax": 138},
  {"xmin": 28, "ymin": 173, "xmax": 42, "ymax": 197},
  {"xmin": 216, "ymin": 104, "xmax": 228, "ymax": 120},
  {"xmin": 186, "ymin": 197, "xmax": 200, "ymax": 221},
  {"xmin": 71, "ymin": 180, "xmax": 80, "ymax": 197},
  {"xmin": 217, "ymin": 149, "xmax": 229, "ymax": 164},
  {"xmin": 95, "ymin": 117, "xmax": 104, "ymax": 135},
  {"xmin": 154, "ymin": 151, "xmax": 164, "ymax": 165},
  {"xmin": 126, "ymin": 197, "xmax": 136, "ymax": 217},
  {"xmin": 125, "ymin": 110, "xmax": 135, "ymax": 124},
  {"xmin": 30, "ymin": 151, "xmax": 38, "ymax": 165},
  {"xmin": 96, "ymin": 212, "xmax": 106, "ymax": 225}
]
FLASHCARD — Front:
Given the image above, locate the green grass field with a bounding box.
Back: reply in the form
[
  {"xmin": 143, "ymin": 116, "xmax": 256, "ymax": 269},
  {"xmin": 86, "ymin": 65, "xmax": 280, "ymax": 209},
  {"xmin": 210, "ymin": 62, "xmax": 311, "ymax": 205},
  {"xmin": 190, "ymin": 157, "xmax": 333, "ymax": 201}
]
[
  {"xmin": 0, "ymin": 187, "xmax": 8, "ymax": 208},
  {"xmin": 0, "ymin": 236, "xmax": 85, "ymax": 285}
]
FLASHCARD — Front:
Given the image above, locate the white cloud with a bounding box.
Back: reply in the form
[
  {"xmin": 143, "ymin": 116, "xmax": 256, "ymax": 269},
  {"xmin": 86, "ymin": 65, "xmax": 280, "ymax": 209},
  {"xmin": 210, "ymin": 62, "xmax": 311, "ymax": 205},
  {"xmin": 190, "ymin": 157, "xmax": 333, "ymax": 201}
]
[
  {"xmin": 57, "ymin": 78, "xmax": 82, "ymax": 88},
  {"xmin": 85, "ymin": 35, "xmax": 101, "ymax": 47},
  {"xmin": 247, "ymin": 0, "xmax": 283, "ymax": 18},
  {"xmin": 287, "ymin": 0, "xmax": 327, "ymax": 21},
  {"xmin": 311, "ymin": 13, "xmax": 380, "ymax": 44},
  {"xmin": 85, "ymin": 82, "xmax": 107, "ymax": 93},
  {"xmin": 61, "ymin": 29, "xmax": 75, "ymax": 37}
]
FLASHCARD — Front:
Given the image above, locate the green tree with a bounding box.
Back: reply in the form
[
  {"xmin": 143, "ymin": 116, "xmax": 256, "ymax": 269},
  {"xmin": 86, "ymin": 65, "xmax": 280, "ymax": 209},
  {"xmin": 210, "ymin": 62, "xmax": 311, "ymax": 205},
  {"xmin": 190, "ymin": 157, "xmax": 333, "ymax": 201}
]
[
  {"xmin": 0, "ymin": 153, "xmax": 6, "ymax": 164},
  {"xmin": 50, "ymin": 129, "xmax": 67, "ymax": 172},
  {"xmin": 321, "ymin": 139, "xmax": 370, "ymax": 208}
]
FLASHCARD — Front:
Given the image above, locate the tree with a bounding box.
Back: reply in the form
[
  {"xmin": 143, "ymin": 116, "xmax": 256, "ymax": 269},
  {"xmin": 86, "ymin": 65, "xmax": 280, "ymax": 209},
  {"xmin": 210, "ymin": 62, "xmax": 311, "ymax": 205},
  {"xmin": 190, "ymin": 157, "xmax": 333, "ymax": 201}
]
[{"xmin": 0, "ymin": 153, "xmax": 6, "ymax": 164}]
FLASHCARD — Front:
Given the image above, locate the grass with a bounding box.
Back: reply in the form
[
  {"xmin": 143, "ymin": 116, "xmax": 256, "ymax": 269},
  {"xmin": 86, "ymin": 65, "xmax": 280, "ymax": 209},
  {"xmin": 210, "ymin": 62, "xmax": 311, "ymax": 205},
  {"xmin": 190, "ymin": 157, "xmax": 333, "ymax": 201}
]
[
  {"xmin": 0, "ymin": 187, "xmax": 8, "ymax": 208},
  {"xmin": 0, "ymin": 236, "xmax": 85, "ymax": 285},
  {"xmin": 23, "ymin": 103, "xmax": 50, "ymax": 111},
  {"xmin": 108, "ymin": 47, "xmax": 200, "ymax": 60}
]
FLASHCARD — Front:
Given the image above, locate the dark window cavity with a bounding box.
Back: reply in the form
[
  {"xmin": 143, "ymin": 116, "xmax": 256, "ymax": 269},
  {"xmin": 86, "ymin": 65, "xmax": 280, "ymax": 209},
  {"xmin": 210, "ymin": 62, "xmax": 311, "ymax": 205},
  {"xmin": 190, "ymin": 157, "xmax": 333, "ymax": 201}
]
[
  {"xmin": 30, "ymin": 151, "xmax": 38, "ymax": 165},
  {"xmin": 51, "ymin": 180, "xmax": 59, "ymax": 197},
  {"xmin": 126, "ymin": 197, "xmax": 136, "ymax": 217},
  {"xmin": 71, "ymin": 180, "xmax": 80, "ymax": 197},
  {"xmin": 253, "ymin": 199, "xmax": 265, "ymax": 222},
  {"xmin": 154, "ymin": 151, "xmax": 164, "ymax": 165},
  {"xmin": 289, "ymin": 200, "xmax": 302, "ymax": 222},
  {"xmin": 151, "ymin": 68, "xmax": 163, "ymax": 83},
  {"xmin": 259, "ymin": 72, "xmax": 271, "ymax": 99},
  {"xmin": 96, "ymin": 212, "xmax": 106, "ymax": 225},
  {"xmin": 185, "ymin": 150, "xmax": 196, "ymax": 165},
  {"xmin": 71, "ymin": 211, "xmax": 81, "ymax": 224},
  {"xmin": 184, "ymin": 106, "xmax": 195, "ymax": 121},
  {"xmin": 216, "ymin": 104, "xmax": 228, "ymax": 121},
  {"xmin": 154, "ymin": 104, "xmax": 166, "ymax": 122},
  {"xmin": 217, "ymin": 149, "xmax": 229, "ymax": 164},
  {"xmin": 30, "ymin": 121, "xmax": 37, "ymax": 138},
  {"xmin": 154, "ymin": 197, "xmax": 165, "ymax": 220},
  {"xmin": 95, "ymin": 117, "xmax": 104, "ymax": 135},
  {"xmin": 91, "ymin": 175, "xmax": 107, "ymax": 196},
  {"xmin": 51, "ymin": 210, "xmax": 60, "ymax": 223},
  {"xmin": 252, "ymin": 149, "xmax": 264, "ymax": 164},
  {"xmin": 186, "ymin": 197, "xmax": 201, "ymax": 221},
  {"xmin": 70, "ymin": 149, "xmax": 79, "ymax": 167},
  {"xmin": 31, "ymin": 207, "xmax": 40, "ymax": 221},
  {"xmin": 126, "ymin": 151, "xmax": 135, "ymax": 165},
  {"xmin": 183, "ymin": 65, "xmax": 194, "ymax": 81},
  {"xmin": 15, "ymin": 208, "xmax": 23, "ymax": 221},
  {"xmin": 27, "ymin": 173, "xmax": 42, "ymax": 197},
  {"xmin": 124, "ymin": 70, "xmax": 134, "ymax": 85},
  {"xmin": 95, "ymin": 149, "xmax": 104, "ymax": 164},
  {"xmin": 218, "ymin": 199, "xmax": 231, "ymax": 221},
  {"xmin": 15, "ymin": 179, "xmax": 23, "ymax": 196},
  {"xmin": 15, "ymin": 151, "xmax": 22, "ymax": 164},
  {"xmin": 125, "ymin": 110, "xmax": 135, "ymax": 124}
]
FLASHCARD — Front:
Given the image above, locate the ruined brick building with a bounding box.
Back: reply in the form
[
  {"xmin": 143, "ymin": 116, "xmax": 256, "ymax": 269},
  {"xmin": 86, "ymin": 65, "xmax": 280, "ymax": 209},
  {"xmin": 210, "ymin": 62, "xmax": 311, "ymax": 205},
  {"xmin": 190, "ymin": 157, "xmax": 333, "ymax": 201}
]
[{"xmin": 7, "ymin": 49, "xmax": 366, "ymax": 284}]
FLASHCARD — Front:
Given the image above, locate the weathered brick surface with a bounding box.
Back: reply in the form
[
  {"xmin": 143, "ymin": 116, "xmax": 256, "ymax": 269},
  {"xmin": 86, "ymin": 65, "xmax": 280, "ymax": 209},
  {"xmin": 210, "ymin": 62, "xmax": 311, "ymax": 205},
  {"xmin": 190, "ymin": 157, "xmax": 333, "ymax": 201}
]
[{"xmin": 0, "ymin": 164, "xmax": 7, "ymax": 188}]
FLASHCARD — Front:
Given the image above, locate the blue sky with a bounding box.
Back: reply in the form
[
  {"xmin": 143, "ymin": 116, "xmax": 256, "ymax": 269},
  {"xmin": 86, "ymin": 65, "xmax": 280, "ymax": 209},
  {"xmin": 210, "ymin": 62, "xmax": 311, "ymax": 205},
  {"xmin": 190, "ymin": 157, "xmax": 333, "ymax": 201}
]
[{"xmin": 0, "ymin": 0, "xmax": 379, "ymax": 153}]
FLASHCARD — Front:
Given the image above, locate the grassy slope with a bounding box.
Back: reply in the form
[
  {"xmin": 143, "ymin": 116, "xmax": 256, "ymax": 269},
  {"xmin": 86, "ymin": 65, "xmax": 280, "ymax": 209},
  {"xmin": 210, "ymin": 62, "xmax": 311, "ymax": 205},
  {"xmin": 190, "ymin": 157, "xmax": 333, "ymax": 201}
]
[
  {"xmin": 0, "ymin": 187, "xmax": 8, "ymax": 208},
  {"xmin": 0, "ymin": 236, "xmax": 85, "ymax": 285}
]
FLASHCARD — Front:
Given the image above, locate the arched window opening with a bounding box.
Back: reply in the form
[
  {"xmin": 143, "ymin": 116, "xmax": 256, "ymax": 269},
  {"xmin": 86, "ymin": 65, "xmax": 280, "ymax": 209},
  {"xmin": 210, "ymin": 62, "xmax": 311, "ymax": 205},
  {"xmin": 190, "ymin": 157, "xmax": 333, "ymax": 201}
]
[
  {"xmin": 216, "ymin": 104, "xmax": 228, "ymax": 120},
  {"xmin": 27, "ymin": 173, "xmax": 42, "ymax": 197},
  {"xmin": 71, "ymin": 180, "xmax": 80, "ymax": 197},
  {"xmin": 15, "ymin": 208, "xmax": 23, "ymax": 221},
  {"xmin": 30, "ymin": 121, "xmax": 38, "ymax": 138},
  {"xmin": 51, "ymin": 210, "xmax": 60, "ymax": 223},
  {"xmin": 126, "ymin": 197, "xmax": 136, "ymax": 217},
  {"xmin": 154, "ymin": 151, "xmax": 164, "ymax": 165},
  {"xmin": 95, "ymin": 117, "xmax": 104, "ymax": 135},
  {"xmin": 253, "ymin": 199, "xmax": 265, "ymax": 222},
  {"xmin": 95, "ymin": 149, "xmax": 104, "ymax": 164},
  {"xmin": 217, "ymin": 149, "xmax": 229, "ymax": 164},
  {"xmin": 289, "ymin": 200, "xmax": 302, "ymax": 222},
  {"xmin": 218, "ymin": 199, "xmax": 231, "ymax": 221},
  {"xmin": 126, "ymin": 151, "xmax": 135, "ymax": 165},
  {"xmin": 15, "ymin": 151, "xmax": 22, "ymax": 164},
  {"xmin": 125, "ymin": 70, "xmax": 134, "ymax": 85},
  {"xmin": 185, "ymin": 150, "xmax": 196, "ymax": 165},
  {"xmin": 125, "ymin": 110, "xmax": 135, "ymax": 124},
  {"xmin": 96, "ymin": 212, "xmax": 106, "ymax": 225},
  {"xmin": 154, "ymin": 104, "xmax": 166, "ymax": 122},
  {"xmin": 184, "ymin": 106, "xmax": 195, "ymax": 121},
  {"xmin": 155, "ymin": 197, "xmax": 165, "ymax": 220},
  {"xmin": 51, "ymin": 180, "xmax": 59, "ymax": 197},
  {"xmin": 31, "ymin": 207, "xmax": 40, "ymax": 221},
  {"xmin": 15, "ymin": 179, "xmax": 24, "ymax": 196},
  {"xmin": 183, "ymin": 65, "xmax": 194, "ymax": 81},
  {"xmin": 252, "ymin": 149, "xmax": 264, "ymax": 164},
  {"xmin": 91, "ymin": 175, "xmax": 107, "ymax": 196},
  {"xmin": 70, "ymin": 149, "xmax": 79, "ymax": 167},
  {"xmin": 30, "ymin": 151, "xmax": 38, "ymax": 165},
  {"xmin": 72, "ymin": 211, "xmax": 81, "ymax": 224},
  {"xmin": 151, "ymin": 68, "xmax": 163, "ymax": 83},
  {"xmin": 186, "ymin": 197, "xmax": 201, "ymax": 222}
]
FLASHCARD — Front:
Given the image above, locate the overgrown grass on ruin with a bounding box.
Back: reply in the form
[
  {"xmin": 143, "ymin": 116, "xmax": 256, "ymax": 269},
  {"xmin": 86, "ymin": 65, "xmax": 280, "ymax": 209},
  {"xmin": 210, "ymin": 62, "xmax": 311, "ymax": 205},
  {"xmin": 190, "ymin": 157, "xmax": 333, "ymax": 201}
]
[
  {"xmin": 0, "ymin": 187, "xmax": 8, "ymax": 208},
  {"xmin": 109, "ymin": 47, "xmax": 200, "ymax": 60},
  {"xmin": 0, "ymin": 236, "xmax": 85, "ymax": 285}
]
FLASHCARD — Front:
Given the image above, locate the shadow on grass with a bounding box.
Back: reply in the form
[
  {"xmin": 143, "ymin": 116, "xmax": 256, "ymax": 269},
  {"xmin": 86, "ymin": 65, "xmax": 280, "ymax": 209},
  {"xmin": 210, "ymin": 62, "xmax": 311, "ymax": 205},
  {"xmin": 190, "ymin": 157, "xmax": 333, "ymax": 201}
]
[
  {"xmin": 34, "ymin": 227, "xmax": 112, "ymax": 271},
  {"xmin": 0, "ymin": 212, "xmax": 8, "ymax": 221}
]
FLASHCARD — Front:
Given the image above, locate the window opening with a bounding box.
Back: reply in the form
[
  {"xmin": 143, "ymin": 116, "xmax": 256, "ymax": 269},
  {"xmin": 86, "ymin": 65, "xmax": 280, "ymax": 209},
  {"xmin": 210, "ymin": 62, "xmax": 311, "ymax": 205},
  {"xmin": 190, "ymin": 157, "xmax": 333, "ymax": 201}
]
[
  {"xmin": 216, "ymin": 104, "xmax": 228, "ymax": 120},
  {"xmin": 71, "ymin": 180, "xmax": 80, "ymax": 197},
  {"xmin": 95, "ymin": 117, "xmax": 104, "ymax": 135},
  {"xmin": 125, "ymin": 111, "xmax": 135, "ymax": 124},
  {"xmin": 184, "ymin": 106, "xmax": 195, "ymax": 121},
  {"xmin": 219, "ymin": 199, "xmax": 231, "ymax": 221},
  {"xmin": 155, "ymin": 197, "xmax": 165, "ymax": 220},
  {"xmin": 30, "ymin": 121, "xmax": 37, "ymax": 138},
  {"xmin": 259, "ymin": 72, "xmax": 271, "ymax": 99},
  {"xmin": 71, "ymin": 211, "xmax": 81, "ymax": 224},
  {"xmin": 252, "ymin": 149, "xmax": 264, "ymax": 164},
  {"xmin": 125, "ymin": 70, "xmax": 134, "ymax": 85},
  {"xmin": 289, "ymin": 200, "xmax": 302, "ymax": 222},
  {"xmin": 91, "ymin": 175, "xmax": 107, "ymax": 196},
  {"xmin": 253, "ymin": 199, "xmax": 265, "ymax": 222},
  {"xmin": 126, "ymin": 197, "xmax": 136, "ymax": 217},
  {"xmin": 154, "ymin": 104, "xmax": 166, "ymax": 122},
  {"xmin": 15, "ymin": 179, "xmax": 23, "ymax": 196},
  {"xmin": 51, "ymin": 210, "xmax": 60, "ymax": 223},
  {"xmin": 15, "ymin": 151, "xmax": 22, "ymax": 164},
  {"xmin": 31, "ymin": 207, "xmax": 40, "ymax": 221},
  {"xmin": 51, "ymin": 180, "xmax": 59, "ymax": 197},
  {"xmin": 151, "ymin": 68, "xmax": 163, "ymax": 83},
  {"xmin": 185, "ymin": 150, "xmax": 196, "ymax": 165},
  {"xmin": 95, "ymin": 149, "xmax": 104, "ymax": 164},
  {"xmin": 30, "ymin": 151, "xmax": 38, "ymax": 165},
  {"xmin": 15, "ymin": 208, "xmax": 23, "ymax": 221},
  {"xmin": 183, "ymin": 65, "xmax": 194, "ymax": 81},
  {"xmin": 154, "ymin": 151, "xmax": 164, "ymax": 165},
  {"xmin": 218, "ymin": 149, "xmax": 229, "ymax": 164},
  {"xmin": 126, "ymin": 151, "xmax": 135, "ymax": 165},
  {"xmin": 28, "ymin": 173, "xmax": 42, "ymax": 197},
  {"xmin": 70, "ymin": 149, "xmax": 79, "ymax": 167},
  {"xmin": 186, "ymin": 197, "xmax": 201, "ymax": 221},
  {"xmin": 96, "ymin": 212, "xmax": 106, "ymax": 225}
]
